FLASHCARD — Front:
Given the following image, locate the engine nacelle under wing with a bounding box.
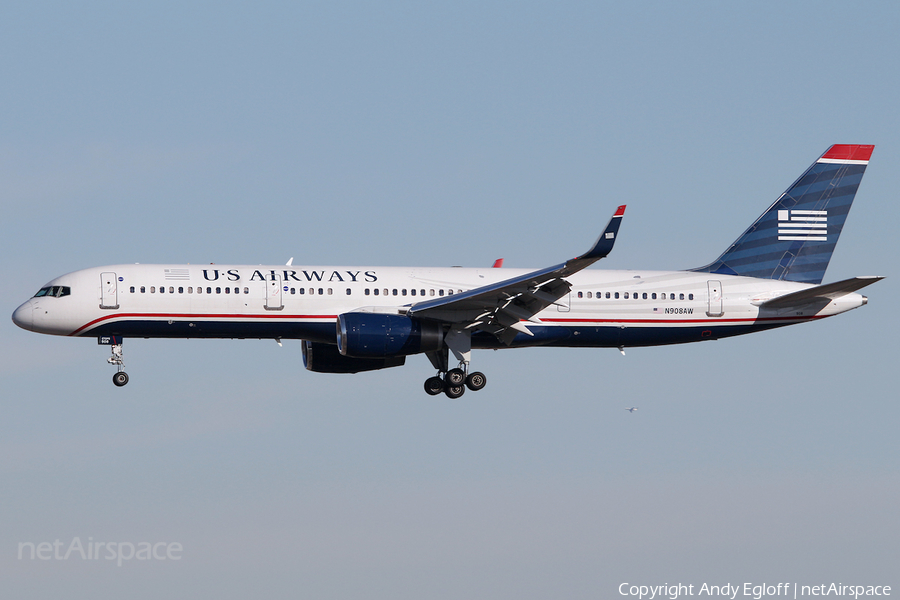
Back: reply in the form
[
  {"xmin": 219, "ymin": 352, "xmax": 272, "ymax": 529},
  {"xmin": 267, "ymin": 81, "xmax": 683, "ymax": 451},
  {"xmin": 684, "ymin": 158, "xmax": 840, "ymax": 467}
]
[
  {"xmin": 337, "ymin": 313, "xmax": 444, "ymax": 359},
  {"xmin": 302, "ymin": 340, "xmax": 405, "ymax": 374}
]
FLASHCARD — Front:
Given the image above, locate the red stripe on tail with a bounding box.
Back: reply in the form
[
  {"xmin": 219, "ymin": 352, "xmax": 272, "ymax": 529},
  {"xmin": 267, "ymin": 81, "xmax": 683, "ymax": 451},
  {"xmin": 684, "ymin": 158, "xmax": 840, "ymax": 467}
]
[{"xmin": 821, "ymin": 144, "xmax": 874, "ymax": 161}]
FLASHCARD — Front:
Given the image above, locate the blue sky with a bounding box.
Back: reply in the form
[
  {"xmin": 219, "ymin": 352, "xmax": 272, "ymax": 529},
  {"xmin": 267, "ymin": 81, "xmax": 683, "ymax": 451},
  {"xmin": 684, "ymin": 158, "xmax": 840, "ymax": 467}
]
[{"xmin": 2, "ymin": 2, "xmax": 898, "ymax": 598}]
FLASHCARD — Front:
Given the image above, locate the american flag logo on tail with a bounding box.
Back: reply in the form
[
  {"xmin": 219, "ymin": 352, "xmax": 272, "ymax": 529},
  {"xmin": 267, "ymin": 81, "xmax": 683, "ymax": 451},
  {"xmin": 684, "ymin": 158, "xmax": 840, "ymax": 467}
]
[{"xmin": 777, "ymin": 209, "xmax": 827, "ymax": 242}]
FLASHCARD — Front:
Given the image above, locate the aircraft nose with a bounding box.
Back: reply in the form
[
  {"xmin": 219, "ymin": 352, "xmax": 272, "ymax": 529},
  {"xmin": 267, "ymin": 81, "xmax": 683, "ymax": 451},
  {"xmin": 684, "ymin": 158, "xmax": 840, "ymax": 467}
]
[{"xmin": 12, "ymin": 300, "xmax": 34, "ymax": 331}]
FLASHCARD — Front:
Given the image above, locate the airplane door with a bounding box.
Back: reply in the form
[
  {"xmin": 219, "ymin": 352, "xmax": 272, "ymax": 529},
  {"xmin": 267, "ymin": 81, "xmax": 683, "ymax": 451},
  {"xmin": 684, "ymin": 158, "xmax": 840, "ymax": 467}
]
[
  {"xmin": 557, "ymin": 291, "xmax": 571, "ymax": 312},
  {"xmin": 707, "ymin": 280, "xmax": 723, "ymax": 317},
  {"xmin": 266, "ymin": 274, "xmax": 283, "ymax": 311},
  {"xmin": 100, "ymin": 272, "xmax": 119, "ymax": 309}
]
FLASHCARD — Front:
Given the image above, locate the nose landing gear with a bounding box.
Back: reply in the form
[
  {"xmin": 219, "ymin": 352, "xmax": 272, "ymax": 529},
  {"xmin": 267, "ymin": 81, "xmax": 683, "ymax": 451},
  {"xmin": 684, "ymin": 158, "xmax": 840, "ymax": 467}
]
[{"xmin": 107, "ymin": 342, "xmax": 129, "ymax": 387}]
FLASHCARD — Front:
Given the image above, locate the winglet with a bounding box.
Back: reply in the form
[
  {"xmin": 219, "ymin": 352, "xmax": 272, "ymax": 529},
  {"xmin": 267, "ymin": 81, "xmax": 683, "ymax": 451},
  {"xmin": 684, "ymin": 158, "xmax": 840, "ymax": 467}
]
[
  {"xmin": 579, "ymin": 205, "xmax": 626, "ymax": 261},
  {"xmin": 492, "ymin": 258, "xmax": 504, "ymax": 268}
]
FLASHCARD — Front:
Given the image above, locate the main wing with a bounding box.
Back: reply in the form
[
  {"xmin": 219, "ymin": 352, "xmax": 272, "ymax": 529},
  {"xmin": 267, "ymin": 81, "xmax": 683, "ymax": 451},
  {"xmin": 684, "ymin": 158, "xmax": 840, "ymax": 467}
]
[{"xmin": 407, "ymin": 206, "xmax": 626, "ymax": 344}]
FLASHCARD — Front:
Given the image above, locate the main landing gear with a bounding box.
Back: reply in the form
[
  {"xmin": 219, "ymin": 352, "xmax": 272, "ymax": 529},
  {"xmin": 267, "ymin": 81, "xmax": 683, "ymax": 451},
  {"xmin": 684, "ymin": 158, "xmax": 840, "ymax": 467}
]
[
  {"xmin": 423, "ymin": 327, "xmax": 488, "ymax": 398},
  {"xmin": 108, "ymin": 342, "xmax": 129, "ymax": 387},
  {"xmin": 423, "ymin": 364, "xmax": 487, "ymax": 399}
]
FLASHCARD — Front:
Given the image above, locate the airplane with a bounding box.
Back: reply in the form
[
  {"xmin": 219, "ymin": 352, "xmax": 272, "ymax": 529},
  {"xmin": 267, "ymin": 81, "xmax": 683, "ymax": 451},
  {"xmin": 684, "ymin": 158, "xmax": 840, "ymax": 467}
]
[
  {"xmin": 626, "ymin": 407, "xmax": 638, "ymax": 413},
  {"xmin": 12, "ymin": 144, "xmax": 883, "ymax": 398}
]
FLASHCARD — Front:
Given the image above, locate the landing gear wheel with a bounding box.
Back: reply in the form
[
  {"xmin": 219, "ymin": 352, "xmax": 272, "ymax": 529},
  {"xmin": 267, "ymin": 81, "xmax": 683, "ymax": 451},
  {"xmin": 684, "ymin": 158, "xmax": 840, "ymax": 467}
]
[
  {"xmin": 424, "ymin": 376, "xmax": 444, "ymax": 396},
  {"xmin": 113, "ymin": 372, "xmax": 129, "ymax": 387},
  {"xmin": 466, "ymin": 371, "xmax": 487, "ymax": 391},
  {"xmin": 444, "ymin": 384, "xmax": 465, "ymax": 399},
  {"xmin": 445, "ymin": 368, "xmax": 466, "ymax": 386}
]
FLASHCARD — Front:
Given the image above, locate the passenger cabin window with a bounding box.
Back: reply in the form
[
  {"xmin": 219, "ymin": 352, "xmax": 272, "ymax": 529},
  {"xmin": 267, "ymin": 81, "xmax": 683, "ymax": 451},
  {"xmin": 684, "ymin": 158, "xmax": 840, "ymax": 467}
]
[
  {"xmin": 346, "ymin": 288, "xmax": 351, "ymax": 295},
  {"xmin": 141, "ymin": 286, "xmax": 146, "ymax": 293},
  {"xmin": 130, "ymin": 286, "xmax": 135, "ymax": 293},
  {"xmin": 151, "ymin": 286, "xmax": 156, "ymax": 293}
]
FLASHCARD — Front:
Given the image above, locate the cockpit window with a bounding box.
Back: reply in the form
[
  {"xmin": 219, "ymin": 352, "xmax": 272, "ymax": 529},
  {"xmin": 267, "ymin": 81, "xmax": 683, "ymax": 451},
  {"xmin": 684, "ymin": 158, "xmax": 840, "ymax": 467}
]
[{"xmin": 33, "ymin": 286, "xmax": 71, "ymax": 298}]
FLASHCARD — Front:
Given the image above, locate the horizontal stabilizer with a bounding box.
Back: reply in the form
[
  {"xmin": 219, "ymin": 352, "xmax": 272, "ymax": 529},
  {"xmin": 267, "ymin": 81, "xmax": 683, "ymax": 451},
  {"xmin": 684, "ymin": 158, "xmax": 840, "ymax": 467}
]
[{"xmin": 760, "ymin": 276, "xmax": 884, "ymax": 309}]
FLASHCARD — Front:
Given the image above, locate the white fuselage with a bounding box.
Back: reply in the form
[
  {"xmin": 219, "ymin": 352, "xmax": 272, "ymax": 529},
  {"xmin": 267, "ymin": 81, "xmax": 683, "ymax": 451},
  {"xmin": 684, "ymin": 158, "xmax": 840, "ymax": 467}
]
[{"xmin": 12, "ymin": 263, "xmax": 867, "ymax": 349}]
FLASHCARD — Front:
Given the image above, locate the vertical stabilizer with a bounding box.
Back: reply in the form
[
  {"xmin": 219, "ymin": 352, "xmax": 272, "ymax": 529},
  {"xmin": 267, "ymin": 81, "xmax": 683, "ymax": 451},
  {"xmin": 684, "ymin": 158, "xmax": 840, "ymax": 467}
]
[{"xmin": 692, "ymin": 145, "xmax": 873, "ymax": 284}]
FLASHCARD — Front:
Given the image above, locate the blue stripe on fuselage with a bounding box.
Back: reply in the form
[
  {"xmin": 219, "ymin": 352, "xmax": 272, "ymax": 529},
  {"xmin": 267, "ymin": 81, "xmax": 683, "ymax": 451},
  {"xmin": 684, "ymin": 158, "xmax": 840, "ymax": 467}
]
[{"xmin": 82, "ymin": 319, "xmax": 799, "ymax": 350}]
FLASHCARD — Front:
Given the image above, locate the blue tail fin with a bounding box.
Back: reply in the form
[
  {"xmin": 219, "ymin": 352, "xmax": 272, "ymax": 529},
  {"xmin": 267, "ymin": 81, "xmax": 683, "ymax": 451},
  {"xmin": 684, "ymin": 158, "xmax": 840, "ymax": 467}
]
[{"xmin": 691, "ymin": 144, "xmax": 874, "ymax": 285}]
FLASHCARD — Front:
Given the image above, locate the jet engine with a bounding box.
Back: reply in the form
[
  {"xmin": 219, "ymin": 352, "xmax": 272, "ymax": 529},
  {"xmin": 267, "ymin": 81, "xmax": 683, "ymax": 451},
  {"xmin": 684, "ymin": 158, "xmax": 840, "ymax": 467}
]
[
  {"xmin": 301, "ymin": 340, "xmax": 405, "ymax": 373},
  {"xmin": 337, "ymin": 313, "xmax": 443, "ymax": 358}
]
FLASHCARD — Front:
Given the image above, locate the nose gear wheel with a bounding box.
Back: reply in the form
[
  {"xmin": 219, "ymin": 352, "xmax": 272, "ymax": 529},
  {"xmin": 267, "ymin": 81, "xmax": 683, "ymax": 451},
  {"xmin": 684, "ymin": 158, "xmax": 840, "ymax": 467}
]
[{"xmin": 107, "ymin": 342, "xmax": 129, "ymax": 386}]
